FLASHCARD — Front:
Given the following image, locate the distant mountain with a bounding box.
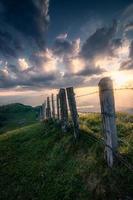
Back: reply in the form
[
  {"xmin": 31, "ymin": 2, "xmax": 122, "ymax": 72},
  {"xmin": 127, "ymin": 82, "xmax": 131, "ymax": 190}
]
[
  {"xmin": 123, "ymin": 108, "xmax": 133, "ymax": 114},
  {"xmin": 116, "ymin": 107, "xmax": 133, "ymax": 114},
  {"xmin": 0, "ymin": 103, "xmax": 39, "ymax": 134}
]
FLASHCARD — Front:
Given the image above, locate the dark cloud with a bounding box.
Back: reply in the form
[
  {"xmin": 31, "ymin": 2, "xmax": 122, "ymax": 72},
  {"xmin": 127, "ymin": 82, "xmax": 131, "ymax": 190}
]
[
  {"xmin": 124, "ymin": 22, "xmax": 133, "ymax": 32},
  {"xmin": 51, "ymin": 33, "xmax": 105, "ymax": 78},
  {"xmin": 29, "ymin": 50, "xmax": 51, "ymax": 70},
  {"xmin": 120, "ymin": 59, "xmax": 133, "ymax": 70},
  {"xmin": 129, "ymin": 40, "xmax": 133, "ymax": 57},
  {"xmin": 53, "ymin": 73, "xmax": 85, "ymax": 88},
  {"xmin": 122, "ymin": 3, "xmax": 133, "ymax": 23},
  {"xmin": 0, "ymin": 29, "xmax": 18, "ymax": 58},
  {"xmin": 52, "ymin": 35, "xmax": 80, "ymax": 58},
  {"xmin": 0, "ymin": 0, "xmax": 49, "ymax": 59},
  {"xmin": 76, "ymin": 20, "xmax": 122, "ymax": 77},
  {"xmin": 76, "ymin": 65, "xmax": 105, "ymax": 76},
  {"xmin": 53, "ymin": 37, "xmax": 73, "ymax": 56},
  {"xmin": 80, "ymin": 20, "xmax": 121, "ymax": 59},
  {"xmin": 0, "ymin": 0, "xmax": 53, "ymax": 90},
  {"xmin": 0, "ymin": 68, "xmax": 56, "ymax": 90},
  {"xmin": 120, "ymin": 40, "xmax": 133, "ymax": 70}
]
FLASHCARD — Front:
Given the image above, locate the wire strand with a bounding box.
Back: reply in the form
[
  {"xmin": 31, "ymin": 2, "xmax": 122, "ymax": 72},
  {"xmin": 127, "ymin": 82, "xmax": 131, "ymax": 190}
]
[{"xmin": 75, "ymin": 87, "xmax": 133, "ymax": 99}]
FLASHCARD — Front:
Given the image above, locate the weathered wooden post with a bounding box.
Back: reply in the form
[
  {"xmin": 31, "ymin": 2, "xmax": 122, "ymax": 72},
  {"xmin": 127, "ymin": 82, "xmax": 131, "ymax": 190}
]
[
  {"xmin": 42, "ymin": 101, "xmax": 46, "ymax": 120},
  {"xmin": 40, "ymin": 106, "xmax": 42, "ymax": 121},
  {"xmin": 46, "ymin": 107, "xmax": 48, "ymax": 119},
  {"xmin": 66, "ymin": 87, "xmax": 80, "ymax": 139},
  {"xmin": 59, "ymin": 88, "xmax": 68, "ymax": 132},
  {"xmin": 51, "ymin": 94, "xmax": 55, "ymax": 119},
  {"xmin": 98, "ymin": 77, "xmax": 118, "ymax": 167},
  {"xmin": 46, "ymin": 96, "xmax": 51, "ymax": 119},
  {"xmin": 56, "ymin": 94, "xmax": 60, "ymax": 120}
]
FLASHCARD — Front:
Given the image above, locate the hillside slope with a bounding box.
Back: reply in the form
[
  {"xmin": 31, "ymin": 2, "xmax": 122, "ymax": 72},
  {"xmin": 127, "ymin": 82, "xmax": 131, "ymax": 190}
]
[
  {"xmin": 0, "ymin": 114, "xmax": 133, "ymax": 200},
  {"xmin": 0, "ymin": 103, "xmax": 39, "ymax": 134}
]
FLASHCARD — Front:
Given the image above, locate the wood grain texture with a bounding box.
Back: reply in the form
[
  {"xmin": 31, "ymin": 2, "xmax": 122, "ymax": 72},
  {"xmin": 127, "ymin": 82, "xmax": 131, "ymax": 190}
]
[
  {"xmin": 99, "ymin": 77, "xmax": 118, "ymax": 167},
  {"xmin": 66, "ymin": 87, "xmax": 80, "ymax": 139},
  {"xmin": 59, "ymin": 88, "xmax": 68, "ymax": 132}
]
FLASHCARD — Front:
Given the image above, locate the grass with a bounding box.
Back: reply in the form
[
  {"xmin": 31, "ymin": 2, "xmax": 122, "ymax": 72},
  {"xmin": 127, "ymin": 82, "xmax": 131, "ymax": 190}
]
[
  {"xmin": 0, "ymin": 113, "xmax": 133, "ymax": 200},
  {"xmin": 0, "ymin": 103, "xmax": 38, "ymax": 134}
]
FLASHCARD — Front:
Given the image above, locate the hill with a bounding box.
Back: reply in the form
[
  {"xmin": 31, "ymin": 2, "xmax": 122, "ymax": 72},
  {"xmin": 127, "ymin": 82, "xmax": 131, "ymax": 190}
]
[
  {"xmin": 0, "ymin": 113, "xmax": 133, "ymax": 200},
  {"xmin": 0, "ymin": 103, "xmax": 39, "ymax": 134}
]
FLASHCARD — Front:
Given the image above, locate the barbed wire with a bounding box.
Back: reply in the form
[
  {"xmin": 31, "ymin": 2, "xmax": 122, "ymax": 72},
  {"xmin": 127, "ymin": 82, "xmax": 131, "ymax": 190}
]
[
  {"xmin": 76, "ymin": 90, "xmax": 98, "ymax": 98},
  {"xmin": 40, "ymin": 87, "xmax": 133, "ymax": 104},
  {"xmin": 75, "ymin": 87, "xmax": 133, "ymax": 99},
  {"xmin": 114, "ymin": 87, "xmax": 133, "ymax": 91},
  {"xmin": 83, "ymin": 129, "xmax": 133, "ymax": 172}
]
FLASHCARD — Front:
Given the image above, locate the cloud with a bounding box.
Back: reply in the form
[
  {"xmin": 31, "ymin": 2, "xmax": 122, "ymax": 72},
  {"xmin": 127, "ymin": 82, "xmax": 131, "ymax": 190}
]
[
  {"xmin": 129, "ymin": 40, "xmax": 133, "ymax": 57},
  {"xmin": 18, "ymin": 59, "xmax": 29, "ymax": 71},
  {"xmin": 76, "ymin": 64, "xmax": 105, "ymax": 76},
  {"xmin": 53, "ymin": 34, "xmax": 80, "ymax": 58},
  {"xmin": 80, "ymin": 16, "xmax": 103, "ymax": 39},
  {"xmin": 0, "ymin": 47, "xmax": 60, "ymax": 90},
  {"xmin": 122, "ymin": 3, "xmax": 133, "ymax": 22},
  {"xmin": 0, "ymin": 65, "xmax": 57, "ymax": 90},
  {"xmin": 76, "ymin": 20, "xmax": 124, "ymax": 76},
  {"xmin": 56, "ymin": 33, "xmax": 68, "ymax": 40},
  {"xmin": 121, "ymin": 3, "xmax": 133, "ymax": 36},
  {"xmin": 0, "ymin": 0, "xmax": 50, "ymax": 59},
  {"xmin": 0, "ymin": 0, "xmax": 57, "ymax": 90},
  {"xmin": 52, "ymin": 34, "xmax": 105, "ymax": 76},
  {"xmin": 120, "ymin": 59, "xmax": 133, "ymax": 70},
  {"xmin": 120, "ymin": 40, "xmax": 133, "ymax": 70},
  {"xmin": 0, "ymin": 5, "xmax": 131, "ymax": 93},
  {"xmin": 124, "ymin": 22, "xmax": 133, "ymax": 32},
  {"xmin": 29, "ymin": 48, "xmax": 58, "ymax": 73},
  {"xmin": 80, "ymin": 20, "xmax": 121, "ymax": 59}
]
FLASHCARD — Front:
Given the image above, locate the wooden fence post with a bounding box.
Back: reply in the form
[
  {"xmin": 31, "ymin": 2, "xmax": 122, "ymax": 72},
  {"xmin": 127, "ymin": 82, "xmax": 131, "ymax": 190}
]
[
  {"xmin": 59, "ymin": 88, "xmax": 68, "ymax": 132},
  {"xmin": 46, "ymin": 96, "xmax": 51, "ymax": 119},
  {"xmin": 51, "ymin": 94, "xmax": 55, "ymax": 119},
  {"xmin": 42, "ymin": 101, "xmax": 46, "ymax": 120},
  {"xmin": 56, "ymin": 94, "xmax": 60, "ymax": 120},
  {"xmin": 46, "ymin": 107, "xmax": 48, "ymax": 119},
  {"xmin": 40, "ymin": 106, "xmax": 42, "ymax": 121},
  {"xmin": 98, "ymin": 77, "xmax": 118, "ymax": 167},
  {"xmin": 66, "ymin": 87, "xmax": 80, "ymax": 139}
]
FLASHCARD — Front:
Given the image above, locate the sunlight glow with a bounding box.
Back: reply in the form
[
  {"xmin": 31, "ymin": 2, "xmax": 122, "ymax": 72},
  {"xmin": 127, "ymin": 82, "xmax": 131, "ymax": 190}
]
[{"xmin": 111, "ymin": 71, "xmax": 130, "ymax": 87}]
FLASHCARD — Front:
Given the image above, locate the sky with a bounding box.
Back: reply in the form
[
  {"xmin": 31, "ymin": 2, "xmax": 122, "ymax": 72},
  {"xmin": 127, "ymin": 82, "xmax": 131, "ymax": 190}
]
[{"xmin": 0, "ymin": 0, "xmax": 133, "ymax": 111}]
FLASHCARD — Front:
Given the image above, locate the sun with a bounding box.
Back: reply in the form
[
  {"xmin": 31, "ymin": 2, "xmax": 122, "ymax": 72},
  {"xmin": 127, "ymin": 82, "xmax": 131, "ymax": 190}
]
[{"xmin": 110, "ymin": 71, "xmax": 128, "ymax": 87}]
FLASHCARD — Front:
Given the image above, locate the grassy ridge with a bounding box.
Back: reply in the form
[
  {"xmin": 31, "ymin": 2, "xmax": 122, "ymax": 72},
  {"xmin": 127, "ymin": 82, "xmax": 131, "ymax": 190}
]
[
  {"xmin": 0, "ymin": 103, "xmax": 38, "ymax": 134},
  {"xmin": 0, "ymin": 113, "xmax": 133, "ymax": 200}
]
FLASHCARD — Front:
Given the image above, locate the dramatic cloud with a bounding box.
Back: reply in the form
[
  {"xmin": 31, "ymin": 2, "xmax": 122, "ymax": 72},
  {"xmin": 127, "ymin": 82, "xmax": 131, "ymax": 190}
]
[
  {"xmin": 122, "ymin": 3, "xmax": 133, "ymax": 23},
  {"xmin": 0, "ymin": 0, "xmax": 54, "ymax": 90},
  {"xmin": 53, "ymin": 34, "xmax": 80, "ymax": 58},
  {"xmin": 109, "ymin": 4, "xmax": 133, "ymax": 71},
  {"xmin": 0, "ymin": 64, "xmax": 57, "ymax": 90},
  {"xmin": 0, "ymin": 1, "xmax": 132, "ymax": 92},
  {"xmin": 124, "ymin": 22, "xmax": 133, "ymax": 32},
  {"xmin": 120, "ymin": 40, "xmax": 133, "ymax": 70},
  {"xmin": 52, "ymin": 34, "xmax": 105, "ymax": 76},
  {"xmin": 18, "ymin": 59, "xmax": 29, "ymax": 71},
  {"xmin": 76, "ymin": 64, "xmax": 105, "ymax": 76},
  {"xmin": 81, "ymin": 20, "xmax": 121, "ymax": 59},
  {"xmin": 0, "ymin": 0, "xmax": 49, "ymax": 59},
  {"xmin": 121, "ymin": 3, "xmax": 133, "ymax": 37},
  {"xmin": 0, "ymin": 46, "xmax": 65, "ymax": 90},
  {"xmin": 129, "ymin": 40, "xmax": 133, "ymax": 57}
]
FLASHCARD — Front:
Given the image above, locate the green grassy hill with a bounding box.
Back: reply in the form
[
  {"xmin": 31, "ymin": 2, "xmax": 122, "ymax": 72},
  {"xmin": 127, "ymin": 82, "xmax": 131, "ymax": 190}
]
[
  {"xmin": 0, "ymin": 103, "xmax": 39, "ymax": 134},
  {"xmin": 0, "ymin": 113, "xmax": 133, "ymax": 200}
]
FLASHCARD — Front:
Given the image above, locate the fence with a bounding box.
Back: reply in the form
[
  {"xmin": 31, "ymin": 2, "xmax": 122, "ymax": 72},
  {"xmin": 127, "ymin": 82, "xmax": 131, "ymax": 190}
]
[{"xmin": 40, "ymin": 77, "xmax": 133, "ymax": 169}]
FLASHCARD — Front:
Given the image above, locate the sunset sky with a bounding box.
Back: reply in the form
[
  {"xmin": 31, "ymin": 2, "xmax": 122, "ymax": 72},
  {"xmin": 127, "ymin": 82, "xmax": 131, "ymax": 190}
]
[{"xmin": 0, "ymin": 0, "xmax": 133, "ymax": 111}]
